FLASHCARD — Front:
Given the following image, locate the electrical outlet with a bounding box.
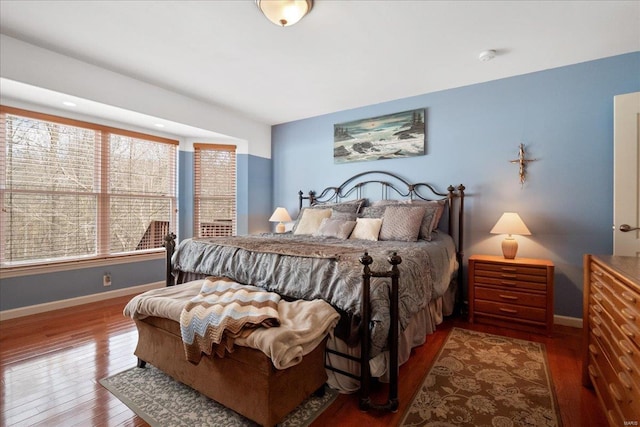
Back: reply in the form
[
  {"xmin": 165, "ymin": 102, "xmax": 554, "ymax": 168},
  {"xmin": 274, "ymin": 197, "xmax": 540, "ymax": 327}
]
[{"xmin": 103, "ymin": 273, "xmax": 111, "ymax": 287}]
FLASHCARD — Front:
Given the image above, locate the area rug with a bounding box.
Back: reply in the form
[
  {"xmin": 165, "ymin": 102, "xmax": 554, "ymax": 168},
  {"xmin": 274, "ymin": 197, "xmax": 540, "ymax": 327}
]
[
  {"xmin": 401, "ymin": 328, "xmax": 562, "ymax": 427},
  {"xmin": 100, "ymin": 364, "xmax": 338, "ymax": 427}
]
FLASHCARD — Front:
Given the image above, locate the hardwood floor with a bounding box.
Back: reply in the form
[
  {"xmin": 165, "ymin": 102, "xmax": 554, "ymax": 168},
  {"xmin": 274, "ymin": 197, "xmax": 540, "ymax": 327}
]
[{"xmin": 0, "ymin": 296, "xmax": 606, "ymax": 426}]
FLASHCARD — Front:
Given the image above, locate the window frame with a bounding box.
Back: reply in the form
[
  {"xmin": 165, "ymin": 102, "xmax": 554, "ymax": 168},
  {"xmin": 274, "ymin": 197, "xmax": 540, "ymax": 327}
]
[
  {"xmin": 193, "ymin": 143, "xmax": 237, "ymax": 238},
  {"xmin": 0, "ymin": 105, "xmax": 178, "ymax": 273}
]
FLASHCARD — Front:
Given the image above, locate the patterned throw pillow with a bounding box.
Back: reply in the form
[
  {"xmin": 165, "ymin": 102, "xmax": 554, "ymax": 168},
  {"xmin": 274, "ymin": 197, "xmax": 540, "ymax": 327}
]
[
  {"xmin": 409, "ymin": 199, "xmax": 446, "ymax": 240},
  {"xmin": 359, "ymin": 205, "xmax": 387, "ymax": 218},
  {"xmin": 311, "ymin": 198, "xmax": 365, "ymax": 214},
  {"xmin": 379, "ymin": 205, "xmax": 426, "ymax": 242}
]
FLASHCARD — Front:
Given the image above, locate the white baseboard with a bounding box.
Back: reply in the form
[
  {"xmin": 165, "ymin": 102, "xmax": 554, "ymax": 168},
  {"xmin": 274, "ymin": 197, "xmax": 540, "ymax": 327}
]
[
  {"xmin": 554, "ymin": 314, "xmax": 583, "ymax": 329},
  {"xmin": 0, "ymin": 281, "xmax": 164, "ymax": 321}
]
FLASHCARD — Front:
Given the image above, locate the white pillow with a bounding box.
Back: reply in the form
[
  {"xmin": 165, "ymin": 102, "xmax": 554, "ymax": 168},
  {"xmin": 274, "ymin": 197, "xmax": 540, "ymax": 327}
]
[
  {"xmin": 349, "ymin": 218, "xmax": 383, "ymax": 241},
  {"xmin": 293, "ymin": 208, "xmax": 332, "ymax": 235}
]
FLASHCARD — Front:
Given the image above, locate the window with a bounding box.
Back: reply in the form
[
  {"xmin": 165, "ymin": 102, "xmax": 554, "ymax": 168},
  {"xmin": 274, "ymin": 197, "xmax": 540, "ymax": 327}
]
[
  {"xmin": 193, "ymin": 144, "xmax": 236, "ymax": 237},
  {"xmin": 0, "ymin": 106, "xmax": 177, "ymax": 268}
]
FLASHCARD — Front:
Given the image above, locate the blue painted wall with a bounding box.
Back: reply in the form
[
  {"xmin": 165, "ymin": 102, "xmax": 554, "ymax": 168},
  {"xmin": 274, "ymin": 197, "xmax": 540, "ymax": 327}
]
[
  {"xmin": 0, "ymin": 258, "xmax": 165, "ymax": 310},
  {"xmin": 272, "ymin": 52, "xmax": 640, "ymax": 319}
]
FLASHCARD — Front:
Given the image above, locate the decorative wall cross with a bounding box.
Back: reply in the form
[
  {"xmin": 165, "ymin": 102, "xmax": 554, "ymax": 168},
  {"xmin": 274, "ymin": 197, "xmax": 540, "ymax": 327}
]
[{"xmin": 509, "ymin": 143, "xmax": 537, "ymax": 187}]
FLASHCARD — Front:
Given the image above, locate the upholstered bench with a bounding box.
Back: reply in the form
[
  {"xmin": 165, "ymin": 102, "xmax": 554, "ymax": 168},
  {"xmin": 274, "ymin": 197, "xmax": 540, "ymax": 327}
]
[{"xmin": 134, "ymin": 316, "xmax": 328, "ymax": 427}]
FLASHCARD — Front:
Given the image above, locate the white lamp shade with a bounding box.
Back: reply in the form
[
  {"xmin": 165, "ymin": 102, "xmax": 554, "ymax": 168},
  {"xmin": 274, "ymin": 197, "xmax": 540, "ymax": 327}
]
[
  {"xmin": 256, "ymin": 0, "xmax": 313, "ymax": 27},
  {"xmin": 490, "ymin": 212, "xmax": 531, "ymax": 259},
  {"xmin": 269, "ymin": 207, "xmax": 292, "ymax": 223},
  {"xmin": 490, "ymin": 212, "xmax": 531, "ymax": 236},
  {"xmin": 269, "ymin": 207, "xmax": 292, "ymax": 233}
]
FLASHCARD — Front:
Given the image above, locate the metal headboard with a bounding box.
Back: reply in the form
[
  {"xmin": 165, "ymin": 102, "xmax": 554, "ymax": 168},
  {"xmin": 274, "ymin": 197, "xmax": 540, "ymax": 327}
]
[{"xmin": 297, "ymin": 170, "xmax": 465, "ymax": 266}]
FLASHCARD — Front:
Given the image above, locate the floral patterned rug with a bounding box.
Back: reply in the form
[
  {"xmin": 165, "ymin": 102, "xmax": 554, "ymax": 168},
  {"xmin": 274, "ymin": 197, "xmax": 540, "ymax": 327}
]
[
  {"xmin": 100, "ymin": 364, "xmax": 338, "ymax": 427},
  {"xmin": 401, "ymin": 328, "xmax": 562, "ymax": 427}
]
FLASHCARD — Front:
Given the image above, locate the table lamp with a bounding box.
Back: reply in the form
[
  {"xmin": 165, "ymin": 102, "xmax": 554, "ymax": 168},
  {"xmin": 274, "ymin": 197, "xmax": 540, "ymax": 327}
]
[
  {"xmin": 490, "ymin": 212, "xmax": 531, "ymax": 259},
  {"xmin": 269, "ymin": 207, "xmax": 292, "ymax": 233}
]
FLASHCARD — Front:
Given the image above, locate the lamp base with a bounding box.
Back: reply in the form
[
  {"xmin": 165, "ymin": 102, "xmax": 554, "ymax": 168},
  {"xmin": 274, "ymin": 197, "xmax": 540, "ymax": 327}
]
[
  {"xmin": 501, "ymin": 237, "xmax": 518, "ymax": 259},
  {"xmin": 276, "ymin": 222, "xmax": 285, "ymax": 233}
]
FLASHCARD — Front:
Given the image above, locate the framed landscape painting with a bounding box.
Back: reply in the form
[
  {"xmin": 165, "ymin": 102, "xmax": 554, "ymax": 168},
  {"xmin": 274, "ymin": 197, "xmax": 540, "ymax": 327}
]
[{"xmin": 334, "ymin": 109, "xmax": 425, "ymax": 164}]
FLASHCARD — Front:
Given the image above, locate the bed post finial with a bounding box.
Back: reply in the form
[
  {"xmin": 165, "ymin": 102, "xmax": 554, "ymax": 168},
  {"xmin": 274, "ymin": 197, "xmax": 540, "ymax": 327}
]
[{"xmin": 163, "ymin": 233, "xmax": 176, "ymax": 287}]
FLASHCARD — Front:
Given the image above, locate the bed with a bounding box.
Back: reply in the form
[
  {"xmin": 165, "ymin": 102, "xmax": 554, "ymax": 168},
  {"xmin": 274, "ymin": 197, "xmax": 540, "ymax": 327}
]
[{"xmin": 125, "ymin": 170, "xmax": 465, "ymax": 426}]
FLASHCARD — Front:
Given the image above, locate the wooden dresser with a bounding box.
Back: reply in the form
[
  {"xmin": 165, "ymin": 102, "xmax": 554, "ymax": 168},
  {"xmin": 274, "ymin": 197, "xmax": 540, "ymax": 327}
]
[
  {"xmin": 468, "ymin": 254, "xmax": 554, "ymax": 335},
  {"xmin": 583, "ymin": 255, "xmax": 640, "ymax": 427}
]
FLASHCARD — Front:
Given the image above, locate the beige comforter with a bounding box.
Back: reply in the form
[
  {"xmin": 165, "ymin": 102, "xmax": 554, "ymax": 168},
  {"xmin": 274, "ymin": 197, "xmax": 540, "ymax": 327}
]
[{"xmin": 124, "ymin": 280, "xmax": 340, "ymax": 369}]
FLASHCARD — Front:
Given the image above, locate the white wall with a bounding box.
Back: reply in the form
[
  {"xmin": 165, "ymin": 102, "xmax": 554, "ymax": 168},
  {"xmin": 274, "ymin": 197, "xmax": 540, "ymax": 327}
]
[{"xmin": 0, "ymin": 35, "xmax": 270, "ymax": 159}]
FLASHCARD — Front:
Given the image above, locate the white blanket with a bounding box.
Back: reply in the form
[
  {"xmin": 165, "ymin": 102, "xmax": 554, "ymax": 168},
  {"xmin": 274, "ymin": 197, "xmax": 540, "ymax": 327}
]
[
  {"xmin": 124, "ymin": 280, "xmax": 340, "ymax": 369},
  {"xmin": 236, "ymin": 298, "xmax": 340, "ymax": 369}
]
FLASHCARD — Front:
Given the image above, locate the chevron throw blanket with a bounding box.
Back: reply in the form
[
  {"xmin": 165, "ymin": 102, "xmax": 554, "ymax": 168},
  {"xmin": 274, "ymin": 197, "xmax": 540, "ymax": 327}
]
[{"xmin": 180, "ymin": 277, "xmax": 281, "ymax": 363}]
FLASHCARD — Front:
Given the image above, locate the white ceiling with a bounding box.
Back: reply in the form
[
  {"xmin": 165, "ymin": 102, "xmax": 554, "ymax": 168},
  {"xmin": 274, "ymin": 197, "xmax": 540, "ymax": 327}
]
[{"xmin": 1, "ymin": 0, "xmax": 639, "ymax": 132}]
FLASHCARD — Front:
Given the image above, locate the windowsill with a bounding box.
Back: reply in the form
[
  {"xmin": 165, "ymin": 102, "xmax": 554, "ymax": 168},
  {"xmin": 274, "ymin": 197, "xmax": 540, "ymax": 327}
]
[{"xmin": 0, "ymin": 251, "xmax": 165, "ymax": 279}]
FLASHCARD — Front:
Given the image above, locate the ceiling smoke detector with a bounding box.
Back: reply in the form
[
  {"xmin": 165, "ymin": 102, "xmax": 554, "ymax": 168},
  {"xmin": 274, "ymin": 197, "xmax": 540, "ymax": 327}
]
[{"xmin": 478, "ymin": 50, "xmax": 497, "ymax": 62}]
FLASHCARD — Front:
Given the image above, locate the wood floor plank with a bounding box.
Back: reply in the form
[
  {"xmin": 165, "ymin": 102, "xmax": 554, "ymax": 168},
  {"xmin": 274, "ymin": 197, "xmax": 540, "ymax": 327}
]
[{"xmin": 0, "ymin": 295, "xmax": 606, "ymax": 426}]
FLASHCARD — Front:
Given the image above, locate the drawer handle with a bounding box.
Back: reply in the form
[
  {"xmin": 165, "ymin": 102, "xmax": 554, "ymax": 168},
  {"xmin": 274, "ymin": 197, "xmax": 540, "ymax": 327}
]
[
  {"xmin": 618, "ymin": 356, "xmax": 633, "ymax": 372},
  {"xmin": 592, "ymin": 304, "xmax": 603, "ymax": 313},
  {"xmin": 501, "ymin": 281, "xmax": 517, "ymax": 286},
  {"xmin": 621, "ymin": 291, "xmax": 637, "ymax": 304},
  {"xmin": 620, "ymin": 324, "xmax": 636, "ymax": 338},
  {"xmin": 593, "ymin": 293, "xmax": 603, "ymax": 302},
  {"xmin": 609, "ymin": 383, "xmax": 623, "ymax": 402},
  {"xmin": 593, "ymin": 270, "xmax": 603, "ymax": 277},
  {"xmin": 501, "ymin": 267, "xmax": 518, "ymax": 272},
  {"xmin": 592, "ymin": 327, "xmax": 603, "ymax": 338},
  {"xmin": 621, "ymin": 307, "xmax": 637, "ymax": 321},
  {"xmin": 589, "ymin": 344, "xmax": 599, "ymax": 356},
  {"xmin": 501, "ymin": 274, "xmax": 517, "ymax": 279},
  {"xmin": 619, "ymin": 339, "xmax": 634, "ymax": 355},
  {"xmin": 499, "ymin": 294, "xmax": 519, "ymax": 301},
  {"xmin": 592, "ymin": 280, "xmax": 603, "ymax": 289},
  {"xmin": 588, "ymin": 364, "xmax": 599, "ymax": 378},
  {"xmin": 590, "ymin": 315, "xmax": 602, "ymax": 326},
  {"xmin": 499, "ymin": 307, "xmax": 518, "ymax": 314},
  {"xmin": 618, "ymin": 372, "xmax": 633, "ymax": 390}
]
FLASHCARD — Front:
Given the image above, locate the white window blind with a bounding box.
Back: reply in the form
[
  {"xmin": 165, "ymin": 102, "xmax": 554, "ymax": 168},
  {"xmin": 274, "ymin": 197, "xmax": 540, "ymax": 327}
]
[
  {"xmin": 0, "ymin": 106, "xmax": 177, "ymax": 268},
  {"xmin": 194, "ymin": 144, "xmax": 236, "ymax": 238}
]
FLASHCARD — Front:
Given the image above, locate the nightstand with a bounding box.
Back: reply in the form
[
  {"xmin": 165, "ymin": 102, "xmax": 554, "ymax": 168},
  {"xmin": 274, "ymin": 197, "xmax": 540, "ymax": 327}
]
[{"xmin": 468, "ymin": 254, "xmax": 554, "ymax": 335}]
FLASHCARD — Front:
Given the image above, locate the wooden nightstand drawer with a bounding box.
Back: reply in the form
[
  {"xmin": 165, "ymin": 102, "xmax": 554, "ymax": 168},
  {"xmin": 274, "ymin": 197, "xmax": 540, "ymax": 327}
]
[
  {"xmin": 468, "ymin": 255, "xmax": 554, "ymax": 335},
  {"xmin": 473, "ymin": 274, "xmax": 547, "ymax": 292},
  {"xmin": 474, "ymin": 262, "xmax": 548, "ymax": 279},
  {"xmin": 474, "ymin": 286, "xmax": 547, "ymax": 308},
  {"xmin": 475, "ymin": 300, "xmax": 546, "ymax": 322}
]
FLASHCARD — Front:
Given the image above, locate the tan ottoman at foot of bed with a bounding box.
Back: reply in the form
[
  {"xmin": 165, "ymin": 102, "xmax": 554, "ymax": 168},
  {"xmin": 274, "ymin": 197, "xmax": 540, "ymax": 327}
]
[{"xmin": 133, "ymin": 317, "xmax": 328, "ymax": 427}]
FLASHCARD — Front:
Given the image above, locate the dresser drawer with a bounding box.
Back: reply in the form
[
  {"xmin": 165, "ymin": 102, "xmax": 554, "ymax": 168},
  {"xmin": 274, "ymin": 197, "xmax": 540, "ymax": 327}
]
[
  {"xmin": 590, "ymin": 299, "xmax": 640, "ymax": 392},
  {"xmin": 589, "ymin": 329, "xmax": 640, "ymax": 422},
  {"xmin": 475, "ymin": 286, "xmax": 547, "ymax": 308},
  {"xmin": 592, "ymin": 262, "xmax": 640, "ymax": 313},
  {"xmin": 587, "ymin": 354, "xmax": 623, "ymax": 427},
  {"xmin": 475, "ymin": 299, "xmax": 546, "ymax": 323},
  {"xmin": 591, "ymin": 264, "xmax": 640, "ymax": 337},
  {"xmin": 583, "ymin": 254, "xmax": 640, "ymax": 426},
  {"xmin": 591, "ymin": 285, "xmax": 640, "ymax": 344}
]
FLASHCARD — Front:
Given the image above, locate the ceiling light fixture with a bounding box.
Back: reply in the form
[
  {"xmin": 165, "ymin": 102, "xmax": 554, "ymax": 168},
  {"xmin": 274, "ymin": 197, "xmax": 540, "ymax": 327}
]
[
  {"xmin": 256, "ymin": 0, "xmax": 313, "ymax": 27},
  {"xmin": 62, "ymin": 101, "xmax": 77, "ymax": 107},
  {"xmin": 478, "ymin": 50, "xmax": 497, "ymax": 62},
  {"xmin": 154, "ymin": 123, "xmax": 165, "ymax": 128}
]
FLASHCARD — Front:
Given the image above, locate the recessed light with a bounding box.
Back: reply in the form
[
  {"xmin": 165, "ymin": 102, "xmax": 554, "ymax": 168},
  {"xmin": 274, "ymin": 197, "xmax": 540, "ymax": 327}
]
[
  {"xmin": 62, "ymin": 101, "xmax": 77, "ymax": 107},
  {"xmin": 154, "ymin": 123, "xmax": 165, "ymax": 128}
]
